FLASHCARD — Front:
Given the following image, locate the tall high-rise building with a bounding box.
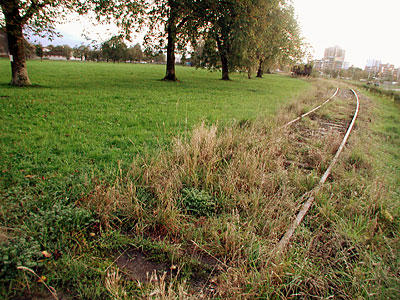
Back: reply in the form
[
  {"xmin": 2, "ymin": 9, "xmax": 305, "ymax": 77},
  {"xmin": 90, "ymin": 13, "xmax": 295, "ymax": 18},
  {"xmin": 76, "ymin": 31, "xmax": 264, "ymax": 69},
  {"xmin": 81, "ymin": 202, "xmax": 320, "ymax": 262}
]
[
  {"xmin": 324, "ymin": 46, "xmax": 345, "ymax": 62},
  {"xmin": 365, "ymin": 59, "xmax": 381, "ymax": 74},
  {"xmin": 323, "ymin": 46, "xmax": 345, "ymax": 70},
  {"xmin": 314, "ymin": 46, "xmax": 346, "ymax": 71}
]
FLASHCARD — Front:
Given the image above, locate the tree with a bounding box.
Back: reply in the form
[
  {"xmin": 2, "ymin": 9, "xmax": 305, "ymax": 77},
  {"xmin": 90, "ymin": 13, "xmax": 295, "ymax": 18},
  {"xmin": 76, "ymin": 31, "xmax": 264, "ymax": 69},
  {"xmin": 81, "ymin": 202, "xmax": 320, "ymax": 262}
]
[
  {"xmin": 0, "ymin": 0, "xmax": 144, "ymax": 86},
  {"xmin": 127, "ymin": 43, "xmax": 143, "ymax": 62},
  {"xmin": 62, "ymin": 44, "xmax": 72, "ymax": 60},
  {"xmin": 101, "ymin": 35, "xmax": 128, "ymax": 63},
  {"xmin": 86, "ymin": 46, "xmax": 101, "ymax": 62},
  {"xmin": 23, "ymin": 38, "xmax": 35, "ymax": 59},
  {"xmin": 145, "ymin": 0, "xmax": 200, "ymax": 80},
  {"xmin": 0, "ymin": 1, "xmax": 75, "ymax": 85},
  {"xmin": 73, "ymin": 45, "xmax": 89, "ymax": 61},
  {"xmin": 190, "ymin": 0, "xmax": 266, "ymax": 80},
  {"xmin": 35, "ymin": 43, "xmax": 43, "ymax": 61},
  {"xmin": 254, "ymin": 2, "xmax": 304, "ymax": 78},
  {"xmin": 190, "ymin": 0, "xmax": 304, "ymax": 80}
]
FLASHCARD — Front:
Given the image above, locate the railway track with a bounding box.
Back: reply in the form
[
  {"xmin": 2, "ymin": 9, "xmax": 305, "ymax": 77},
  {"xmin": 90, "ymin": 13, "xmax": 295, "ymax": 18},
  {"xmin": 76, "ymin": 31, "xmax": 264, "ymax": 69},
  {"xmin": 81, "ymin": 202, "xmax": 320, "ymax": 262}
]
[
  {"xmin": 282, "ymin": 87, "xmax": 339, "ymax": 128},
  {"xmin": 275, "ymin": 88, "xmax": 360, "ymax": 255}
]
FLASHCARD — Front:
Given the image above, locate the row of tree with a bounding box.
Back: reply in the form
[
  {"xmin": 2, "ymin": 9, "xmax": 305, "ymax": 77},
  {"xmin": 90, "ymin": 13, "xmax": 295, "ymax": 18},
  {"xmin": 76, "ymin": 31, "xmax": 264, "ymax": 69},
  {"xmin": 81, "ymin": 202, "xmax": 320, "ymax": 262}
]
[
  {"xmin": 33, "ymin": 41, "xmax": 165, "ymax": 63},
  {"xmin": 0, "ymin": 0, "xmax": 306, "ymax": 86}
]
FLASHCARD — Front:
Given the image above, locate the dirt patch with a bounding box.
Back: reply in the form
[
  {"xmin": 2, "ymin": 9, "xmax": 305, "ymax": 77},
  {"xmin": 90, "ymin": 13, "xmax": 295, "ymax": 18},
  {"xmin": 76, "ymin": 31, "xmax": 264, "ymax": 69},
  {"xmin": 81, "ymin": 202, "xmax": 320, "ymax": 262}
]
[{"xmin": 115, "ymin": 249, "xmax": 169, "ymax": 282}]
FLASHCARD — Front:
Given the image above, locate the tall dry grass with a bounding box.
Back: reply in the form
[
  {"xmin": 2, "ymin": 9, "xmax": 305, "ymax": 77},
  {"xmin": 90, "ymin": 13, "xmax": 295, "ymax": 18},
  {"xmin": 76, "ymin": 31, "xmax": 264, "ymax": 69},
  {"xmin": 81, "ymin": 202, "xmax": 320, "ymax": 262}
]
[{"xmin": 80, "ymin": 82, "xmax": 393, "ymax": 298}]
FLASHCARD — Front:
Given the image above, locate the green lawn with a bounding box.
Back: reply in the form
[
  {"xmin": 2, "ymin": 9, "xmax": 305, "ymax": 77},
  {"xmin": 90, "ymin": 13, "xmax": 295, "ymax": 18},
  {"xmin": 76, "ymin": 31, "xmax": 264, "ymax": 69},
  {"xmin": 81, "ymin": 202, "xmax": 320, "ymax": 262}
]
[
  {"xmin": 1, "ymin": 60, "xmax": 399, "ymax": 299},
  {"xmin": 1, "ymin": 60, "xmax": 312, "ymax": 298},
  {"xmin": 0, "ymin": 60, "xmax": 309, "ymax": 193}
]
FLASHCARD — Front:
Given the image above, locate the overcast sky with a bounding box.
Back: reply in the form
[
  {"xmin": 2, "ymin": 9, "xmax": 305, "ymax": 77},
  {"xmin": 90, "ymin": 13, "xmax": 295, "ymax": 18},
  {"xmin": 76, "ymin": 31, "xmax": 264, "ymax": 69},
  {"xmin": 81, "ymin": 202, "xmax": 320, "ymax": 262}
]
[
  {"xmin": 54, "ymin": 0, "xmax": 400, "ymax": 68},
  {"xmin": 294, "ymin": 0, "xmax": 400, "ymax": 68}
]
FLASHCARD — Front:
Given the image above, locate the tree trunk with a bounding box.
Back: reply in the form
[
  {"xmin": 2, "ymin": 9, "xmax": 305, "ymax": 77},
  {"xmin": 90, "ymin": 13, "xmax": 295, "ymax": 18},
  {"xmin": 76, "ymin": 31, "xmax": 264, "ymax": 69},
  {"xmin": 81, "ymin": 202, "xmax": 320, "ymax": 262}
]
[
  {"xmin": 256, "ymin": 59, "xmax": 263, "ymax": 78},
  {"xmin": 2, "ymin": 2, "xmax": 31, "ymax": 86},
  {"xmin": 247, "ymin": 68, "xmax": 251, "ymax": 79},
  {"xmin": 164, "ymin": 1, "xmax": 177, "ymax": 81},
  {"xmin": 216, "ymin": 36, "xmax": 229, "ymax": 80}
]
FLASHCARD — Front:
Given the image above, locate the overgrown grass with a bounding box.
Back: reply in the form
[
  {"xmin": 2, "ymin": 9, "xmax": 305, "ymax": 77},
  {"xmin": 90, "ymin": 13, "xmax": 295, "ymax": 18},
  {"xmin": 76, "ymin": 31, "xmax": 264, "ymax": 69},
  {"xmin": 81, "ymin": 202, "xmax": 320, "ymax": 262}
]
[
  {"xmin": 0, "ymin": 59, "xmax": 311, "ymax": 298},
  {"xmin": 273, "ymin": 87, "xmax": 400, "ymax": 299},
  {"xmin": 1, "ymin": 60, "xmax": 398, "ymax": 299},
  {"xmin": 78, "ymin": 83, "xmax": 398, "ymax": 299}
]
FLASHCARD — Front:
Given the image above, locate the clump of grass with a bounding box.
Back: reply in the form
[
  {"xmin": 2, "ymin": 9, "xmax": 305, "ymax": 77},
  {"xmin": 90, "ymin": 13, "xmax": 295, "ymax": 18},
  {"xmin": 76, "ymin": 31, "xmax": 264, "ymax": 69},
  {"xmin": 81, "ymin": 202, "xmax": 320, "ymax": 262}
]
[{"xmin": 181, "ymin": 188, "xmax": 216, "ymax": 217}]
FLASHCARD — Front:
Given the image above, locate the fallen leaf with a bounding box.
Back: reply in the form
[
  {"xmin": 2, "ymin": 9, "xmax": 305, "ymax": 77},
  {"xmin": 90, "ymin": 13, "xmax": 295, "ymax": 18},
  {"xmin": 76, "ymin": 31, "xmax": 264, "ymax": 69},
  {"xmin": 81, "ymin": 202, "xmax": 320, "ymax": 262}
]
[
  {"xmin": 41, "ymin": 250, "xmax": 52, "ymax": 258},
  {"xmin": 25, "ymin": 174, "xmax": 36, "ymax": 178}
]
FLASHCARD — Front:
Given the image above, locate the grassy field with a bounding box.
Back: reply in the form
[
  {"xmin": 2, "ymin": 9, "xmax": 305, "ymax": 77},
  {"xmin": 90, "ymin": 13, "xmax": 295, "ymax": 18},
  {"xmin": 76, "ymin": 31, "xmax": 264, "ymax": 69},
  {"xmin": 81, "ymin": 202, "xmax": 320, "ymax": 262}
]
[
  {"xmin": 0, "ymin": 60, "xmax": 311, "ymax": 297},
  {"xmin": 1, "ymin": 60, "xmax": 399, "ymax": 299},
  {"xmin": 0, "ymin": 60, "xmax": 308, "ymax": 191}
]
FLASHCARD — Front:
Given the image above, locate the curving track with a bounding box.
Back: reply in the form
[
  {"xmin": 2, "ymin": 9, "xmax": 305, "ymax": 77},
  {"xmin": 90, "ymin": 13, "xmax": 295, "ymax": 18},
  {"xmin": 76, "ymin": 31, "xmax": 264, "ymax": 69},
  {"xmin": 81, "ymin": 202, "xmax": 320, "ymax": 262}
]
[
  {"xmin": 282, "ymin": 87, "xmax": 339, "ymax": 128},
  {"xmin": 275, "ymin": 88, "xmax": 360, "ymax": 255}
]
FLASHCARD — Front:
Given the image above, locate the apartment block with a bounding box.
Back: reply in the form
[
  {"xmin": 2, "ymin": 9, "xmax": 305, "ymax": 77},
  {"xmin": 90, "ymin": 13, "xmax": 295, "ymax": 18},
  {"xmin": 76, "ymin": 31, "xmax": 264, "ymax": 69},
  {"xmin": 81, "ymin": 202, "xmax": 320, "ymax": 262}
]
[{"xmin": 314, "ymin": 46, "xmax": 346, "ymax": 71}]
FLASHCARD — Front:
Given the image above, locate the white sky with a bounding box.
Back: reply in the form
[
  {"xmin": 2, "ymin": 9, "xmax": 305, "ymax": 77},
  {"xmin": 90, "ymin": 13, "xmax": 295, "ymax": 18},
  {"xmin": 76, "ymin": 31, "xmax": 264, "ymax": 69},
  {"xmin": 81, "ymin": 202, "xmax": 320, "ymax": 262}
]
[
  {"xmin": 293, "ymin": 0, "xmax": 400, "ymax": 68},
  {"xmin": 54, "ymin": 0, "xmax": 400, "ymax": 68}
]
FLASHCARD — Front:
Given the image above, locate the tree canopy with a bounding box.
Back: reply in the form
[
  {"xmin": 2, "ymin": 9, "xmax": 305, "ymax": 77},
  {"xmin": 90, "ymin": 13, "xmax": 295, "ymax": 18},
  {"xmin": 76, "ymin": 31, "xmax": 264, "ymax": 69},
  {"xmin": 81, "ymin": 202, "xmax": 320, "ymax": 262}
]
[
  {"xmin": 0, "ymin": 0, "xmax": 144, "ymax": 85},
  {"xmin": 1, "ymin": 0, "xmax": 306, "ymax": 85}
]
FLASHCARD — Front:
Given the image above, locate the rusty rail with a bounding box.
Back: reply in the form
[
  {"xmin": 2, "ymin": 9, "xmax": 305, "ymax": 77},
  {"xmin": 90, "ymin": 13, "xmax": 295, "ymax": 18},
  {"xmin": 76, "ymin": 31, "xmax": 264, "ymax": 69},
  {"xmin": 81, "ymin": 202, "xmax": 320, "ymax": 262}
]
[
  {"xmin": 275, "ymin": 89, "xmax": 360, "ymax": 255},
  {"xmin": 283, "ymin": 87, "xmax": 339, "ymax": 128}
]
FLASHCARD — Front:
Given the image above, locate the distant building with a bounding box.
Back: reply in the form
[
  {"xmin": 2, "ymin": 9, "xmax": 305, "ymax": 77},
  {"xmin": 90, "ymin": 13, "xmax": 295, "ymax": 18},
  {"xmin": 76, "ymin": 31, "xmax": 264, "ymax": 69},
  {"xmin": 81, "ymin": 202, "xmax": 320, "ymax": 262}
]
[
  {"xmin": 394, "ymin": 68, "xmax": 400, "ymax": 81},
  {"xmin": 324, "ymin": 46, "xmax": 345, "ymax": 61},
  {"xmin": 314, "ymin": 46, "xmax": 346, "ymax": 71},
  {"xmin": 0, "ymin": 29, "xmax": 9, "ymax": 57},
  {"xmin": 365, "ymin": 59, "xmax": 381, "ymax": 75},
  {"xmin": 42, "ymin": 47, "xmax": 67, "ymax": 60},
  {"xmin": 379, "ymin": 63, "xmax": 395, "ymax": 79},
  {"xmin": 365, "ymin": 59, "xmax": 399, "ymax": 80}
]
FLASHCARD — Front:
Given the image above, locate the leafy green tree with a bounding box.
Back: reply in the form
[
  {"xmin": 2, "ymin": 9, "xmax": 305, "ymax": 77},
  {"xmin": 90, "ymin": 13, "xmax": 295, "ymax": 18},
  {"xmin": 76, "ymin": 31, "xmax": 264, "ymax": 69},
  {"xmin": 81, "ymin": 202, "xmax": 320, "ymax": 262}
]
[
  {"xmin": 45, "ymin": 45, "xmax": 71, "ymax": 60},
  {"xmin": 127, "ymin": 43, "xmax": 143, "ymax": 62},
  {"xmin": 0, "ymin": 0, "xmax": 77, "ymax": 85},
  {"xmin": 144, "ymin": 0, "xmax": 200, "ymax": 80},
  {"xmin": 0, "ymin": 0, "xmax": 144, "ymax": 86},
  {"xmin": 190, "ymin": 36, "xmax": 220, "ymax": 70},
  {"xmin": 190, "ymin": 0, "xmax": 304, "ymax": 80},
  {"xmin": 62, "ymin": 44, "xmax": 72, "ymax": 60},
  {"xmin": 73, "ymin": 45, "xmax": 90, "ymax": 61},
  {"xmin": 86, "ymin": 46, "xmax": 101, "ymax": 62},
  {"xmin": 35, "ymin": 43, "xmax": 43, "ymax": 61},
  {"xmin": 254, "ymin": 2, "xmax": 304, "ymax": 78},
  {"xmin": 101, "ymin": 35, "xmax": 128, "ymax": 63},
  {"xmin": 194, "ymin": 0, "xmax": 270, "ymax": 80}
]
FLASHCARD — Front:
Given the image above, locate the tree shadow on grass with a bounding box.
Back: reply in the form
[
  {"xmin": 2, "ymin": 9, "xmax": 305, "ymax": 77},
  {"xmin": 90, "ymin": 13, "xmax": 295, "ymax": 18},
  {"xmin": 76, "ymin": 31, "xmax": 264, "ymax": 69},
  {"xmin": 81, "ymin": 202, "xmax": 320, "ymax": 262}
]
[{"xmin": 0, "ymin": 83, "xmax": 49, "ymax": 89}]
